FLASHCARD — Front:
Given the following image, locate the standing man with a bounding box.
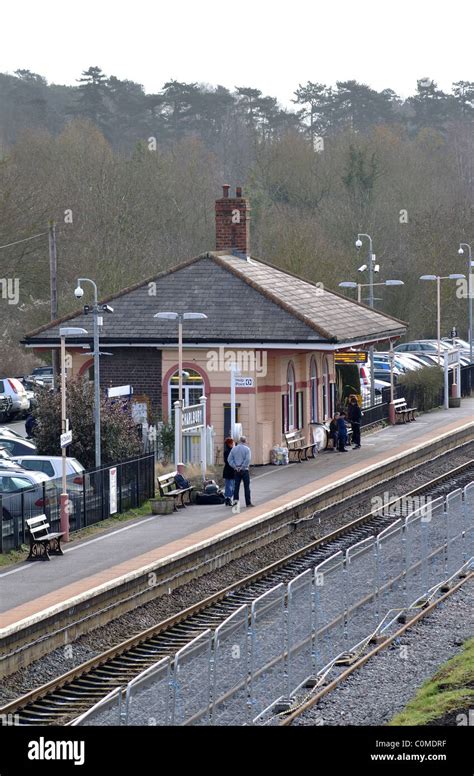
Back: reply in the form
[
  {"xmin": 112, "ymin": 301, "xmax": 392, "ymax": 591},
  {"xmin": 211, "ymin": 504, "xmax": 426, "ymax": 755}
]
[
  {"xmin": 349, "ymin": 396, "xmax": 362, "ymax": 449},
  {"xmin": 228, "ymin": 436, "xmax": 254, "ymax": 507}
]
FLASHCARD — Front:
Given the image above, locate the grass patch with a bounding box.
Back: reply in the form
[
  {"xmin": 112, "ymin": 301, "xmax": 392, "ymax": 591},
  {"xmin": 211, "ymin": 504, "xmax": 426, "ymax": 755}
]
[
  {"xmin": 0, "ymin": 501, "xmax": 153, "ymax": 569},
  {"xmin": 389, "ymin": 638, "xmax": 474, "ymax": 726}
]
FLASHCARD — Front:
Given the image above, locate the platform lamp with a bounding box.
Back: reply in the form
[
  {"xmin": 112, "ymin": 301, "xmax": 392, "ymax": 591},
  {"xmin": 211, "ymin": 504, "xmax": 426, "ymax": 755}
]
[
  {"xmin": 457, "ymin": 244, "xmax": 473, "ymax": 364},
  {"xmin": 419, "ymin": 275, "xmax": 466, "ymax": 364},
  {"xmin": 339, "ymin": 280, "xmax": 404, "ymax": 305},
  {"xmin": 59, "ymin": 326, "xmax": 88, "ymax": 541},
  {"xmin": 154, "ymin": 312, "xmax": 208, "ymax": 463}
]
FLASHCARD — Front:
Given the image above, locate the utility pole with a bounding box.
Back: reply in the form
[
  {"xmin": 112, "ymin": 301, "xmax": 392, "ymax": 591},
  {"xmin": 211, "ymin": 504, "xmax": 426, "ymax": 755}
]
[{"xmin": 48, "ymin": 220, "xmax": 60, "ymax": 388}]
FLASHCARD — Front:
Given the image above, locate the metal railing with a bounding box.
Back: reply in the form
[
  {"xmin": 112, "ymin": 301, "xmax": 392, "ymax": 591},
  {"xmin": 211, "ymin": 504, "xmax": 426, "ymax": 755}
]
[
  {"xmin": 0, "ymin": 452, "xmax": 155, "ymax": 553},
  {"xmin": 73, "ymin": 481, "xmax": 473, "ymax": 726}
]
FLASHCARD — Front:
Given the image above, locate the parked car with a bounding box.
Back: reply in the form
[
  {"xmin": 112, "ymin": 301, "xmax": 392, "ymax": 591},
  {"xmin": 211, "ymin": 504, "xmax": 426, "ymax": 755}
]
[
  {"xmin": 0, "ymin": 435, "xmax": 37, "ymax": 456},
  {"xmin": 0, "ymin": 468, "xmax": 56, "ymax": 523},
  {"xmin": 12, "ymin": 455, "xmax": 87, "ymax": 490},
  {"xmin": 0, "ymin": 393, "xmax": 13, "ymax": 421},
  {"xmin": 0, "ymin": 446, "xmax": 28, "ymax": 471},
  {"xmin": 28, "ymin": 366, "xmax": 54, "ymax": 387},
  {"xmin": 0, "ymin": 378, "xmax": 30, "ymax": 418},
  {"xmin": 0, "ymin": 426, "xmax": 28, "ymax": 438}
]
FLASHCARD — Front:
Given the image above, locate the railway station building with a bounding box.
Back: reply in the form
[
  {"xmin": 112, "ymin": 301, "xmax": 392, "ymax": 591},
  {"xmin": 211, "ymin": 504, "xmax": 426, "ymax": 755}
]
[{"xmin": 23, "ymin": 186, "xmax": 406, "ymax": 464}]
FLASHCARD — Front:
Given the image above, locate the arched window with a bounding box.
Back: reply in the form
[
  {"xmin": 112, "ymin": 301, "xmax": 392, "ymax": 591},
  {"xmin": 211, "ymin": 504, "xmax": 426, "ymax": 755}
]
[
  {"xmin": 287, "ymin": 362, "xmax": 296, "ymax": 430},
  {"xmin": 322, "ymin": 358, "xmax": 330, "ymax": 420},
  {"xmin": 310, "ymin": 357, "xmax": 318, "ymax": 423},
  {"xmin": 168, "ymin": 368, "xmax": 204, "ymax": 421}
]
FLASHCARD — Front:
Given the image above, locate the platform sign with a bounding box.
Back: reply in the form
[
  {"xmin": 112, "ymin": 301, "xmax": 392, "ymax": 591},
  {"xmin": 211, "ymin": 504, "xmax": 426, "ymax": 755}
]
[
  {"xmin": 60, "ymin": 430, "xmax": 72, "ymax": 448},
  {"xmin": 335, "ymin": 352, "xmax": 368, "ymax": 364},
  {"xmin": 182, "ymin": 403, "xmax": 205, "ymax": 431},
  {"xmin": 235, "ymin": 376, "xmax": 254, "ymax": 388},
  {"xmin": 109, "ymin": 467, "xmax": 117, "ymax": 514},
  {"xmin": 108, "ymin": 385, "xmax": 133, "ymax": 398}
]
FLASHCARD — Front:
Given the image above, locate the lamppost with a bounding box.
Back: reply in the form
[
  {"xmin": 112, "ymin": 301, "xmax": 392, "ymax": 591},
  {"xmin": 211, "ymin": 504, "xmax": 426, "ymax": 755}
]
[
  {"xmin": 458, "ymin": 243, "xmax": 473, "ymax": 364},
  {"xmin": 339, "ymin": 280, "xmax": 404, "ymax": 304},
  {"xmin": 74, "ymin": 279, "xmax": 113, "ymax": 468},
  {"xmin": 419, "ymin": 275, "xmax": 466, "ymax": 364},
  {"xmin": 59, "ymin": 326, "xmax": 88, "ymax": 540},
  {"xmin": 355, "ymin": 234, "xmax": 377, "ymax": 405},
  {"xmin": 154, "ymin": 311, "xmax": 208, "ymax": 463}
]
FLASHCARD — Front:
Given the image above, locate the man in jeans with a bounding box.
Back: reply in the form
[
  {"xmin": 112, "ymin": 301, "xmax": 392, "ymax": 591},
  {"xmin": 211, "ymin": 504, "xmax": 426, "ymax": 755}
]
[{"xmin": 228, "ymin": 436, "xmax": 254, "ymax": 507}]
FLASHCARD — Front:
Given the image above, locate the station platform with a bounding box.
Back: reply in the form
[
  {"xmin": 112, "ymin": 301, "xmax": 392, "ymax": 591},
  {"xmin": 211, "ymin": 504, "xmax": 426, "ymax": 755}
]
[{"xmin": 1, "ymin": 399, "xmax": 474, "ymax": 636}]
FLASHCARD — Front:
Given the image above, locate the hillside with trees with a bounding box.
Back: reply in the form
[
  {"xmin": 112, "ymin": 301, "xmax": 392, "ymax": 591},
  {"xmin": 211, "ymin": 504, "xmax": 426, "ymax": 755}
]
[{"xmin": 0, "ymin": 68, "xmax": 472, "ymax": 372}]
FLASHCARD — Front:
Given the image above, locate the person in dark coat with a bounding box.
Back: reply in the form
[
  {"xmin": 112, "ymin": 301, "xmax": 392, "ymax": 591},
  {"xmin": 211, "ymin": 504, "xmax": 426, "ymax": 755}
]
[
  {"xmin": 337, "ymin": 411, "xmax": 349, "ymax": 452},
  {"xmin": 223, "ymin": 437, "xmax": 235, "ymax": 505},
  {"xmin": 348, "ymin": 396, "xmax": 362, "ymax": 448},
  {"xmin": 329, "ymin": 412, "xmax": 339, "ymax": 451},
  {"xmin": 25, "ymin": 414, "xmax": 37, "ymax": 439}
]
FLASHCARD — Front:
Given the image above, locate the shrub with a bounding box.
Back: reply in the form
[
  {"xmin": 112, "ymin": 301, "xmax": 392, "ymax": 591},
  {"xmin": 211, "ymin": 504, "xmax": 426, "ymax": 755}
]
[
  {"xmin": 33, "ymin": 377, "xmax": 142, "ymax": 469},
  {"xmin": 398, "ymin": 365, "xmax": 444, "ymax": 412}
]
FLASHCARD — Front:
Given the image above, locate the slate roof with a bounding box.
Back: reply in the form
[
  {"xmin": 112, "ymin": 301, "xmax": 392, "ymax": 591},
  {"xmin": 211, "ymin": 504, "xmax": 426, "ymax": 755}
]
[{"xmin": 23, "ymin": 252, "xmax": 406, "ymax": 347}]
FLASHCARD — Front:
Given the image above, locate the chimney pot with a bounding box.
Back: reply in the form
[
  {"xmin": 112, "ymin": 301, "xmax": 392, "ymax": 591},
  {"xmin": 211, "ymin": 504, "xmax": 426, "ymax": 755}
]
[
  {"xmin": 222, "ymin": 184, "xmax": 230, "ymax": 198},
  {"xmin": 236, "ymin": 186, "xmax": 242, "ymax": 198}
]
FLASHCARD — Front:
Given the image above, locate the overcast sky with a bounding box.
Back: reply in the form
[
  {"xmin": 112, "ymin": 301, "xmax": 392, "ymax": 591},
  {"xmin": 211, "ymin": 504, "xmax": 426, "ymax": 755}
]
[{"xmin": 3, "ymin": 0, "xmax": 472, "ymax": 106}]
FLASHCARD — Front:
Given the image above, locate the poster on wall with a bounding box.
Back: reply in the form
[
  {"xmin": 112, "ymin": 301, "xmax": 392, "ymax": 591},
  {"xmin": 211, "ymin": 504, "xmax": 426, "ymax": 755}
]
[{"xmin": 131, "ymin": 395, "xmax": 150, "ymax": 425}]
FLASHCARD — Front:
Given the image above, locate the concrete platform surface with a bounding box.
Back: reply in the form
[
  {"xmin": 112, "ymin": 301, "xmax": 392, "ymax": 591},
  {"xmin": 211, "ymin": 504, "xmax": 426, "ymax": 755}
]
[{"xmin": 1, "ymin": 399, "xmax": 473, "ymax": 630}]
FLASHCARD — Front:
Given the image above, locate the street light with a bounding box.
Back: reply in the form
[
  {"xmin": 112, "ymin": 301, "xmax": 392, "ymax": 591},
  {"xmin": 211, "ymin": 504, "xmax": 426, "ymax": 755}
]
[
  {"xmin": 339, "ymin": 280, "xmax": 404, "ymax": 304},
  {"xmin": 59, "ymin": 326, "xmax": 88, "ymax": 540},
  {"xmin": 419, "ymin": 274, "xmax": 466, "ymax": 364},
  {"xmin": 154, "ymin": 311, "xmax": 208, "ymax": 462},
  {"xmin": 355, "ymin": 234, "xmax": 376, "ymax": 404},
  {"xmin": 458, "ymin": 243, "xmax": 473, "ymax": 364},
  {"xmin": 75, "ymin": 278, "xmax": 108, "ymax": 469}
]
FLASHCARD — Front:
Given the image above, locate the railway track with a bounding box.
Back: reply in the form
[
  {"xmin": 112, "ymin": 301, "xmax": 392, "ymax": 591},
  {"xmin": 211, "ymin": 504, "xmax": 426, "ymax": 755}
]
[
  {"xmin": 1, "ymin": 458, "xmax": 473, "ymax": 726},
  {"xmin": 278, "ymin": 573, "xmax": 473, "ymax": 726}
]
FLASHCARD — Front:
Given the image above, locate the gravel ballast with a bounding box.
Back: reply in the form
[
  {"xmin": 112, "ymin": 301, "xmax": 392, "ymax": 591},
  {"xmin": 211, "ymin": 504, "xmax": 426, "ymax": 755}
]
[{"xmin": 293, "ymin": 580, "xmax": 473, "ymax": 726}]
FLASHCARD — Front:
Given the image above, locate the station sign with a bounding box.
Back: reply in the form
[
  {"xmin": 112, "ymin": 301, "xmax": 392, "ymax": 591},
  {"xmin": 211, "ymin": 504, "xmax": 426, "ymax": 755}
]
[
  {"xmin": 235, "ymin": 376, "xmax": 254, "ymax": 388},
  {"xmin": 182, "ymin": 403, "xmax": 204, "ymax": 431},
  {"xmin": 108, "ymin": 385, "xmax": 133, "ymax": 398},
  {"xmin": 335, "ymin": 352, "xmax": 368, "ymax": 364},
  {"xmin": 60, "ymin": 430, "xmax": 72, "ymax": 448}
]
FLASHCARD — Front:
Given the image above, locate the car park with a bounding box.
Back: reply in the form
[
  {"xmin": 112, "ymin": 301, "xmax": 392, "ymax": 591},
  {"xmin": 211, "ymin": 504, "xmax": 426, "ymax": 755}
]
[{"xmin": 0, "ymin": 378, "xmax": 30, "ymax": 418}]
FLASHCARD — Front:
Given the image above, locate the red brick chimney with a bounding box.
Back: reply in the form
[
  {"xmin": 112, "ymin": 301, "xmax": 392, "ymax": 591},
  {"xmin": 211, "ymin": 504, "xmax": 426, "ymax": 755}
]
[{"xmin": 215, "ymin": 185, "xmax": 250, "ymax": 256}]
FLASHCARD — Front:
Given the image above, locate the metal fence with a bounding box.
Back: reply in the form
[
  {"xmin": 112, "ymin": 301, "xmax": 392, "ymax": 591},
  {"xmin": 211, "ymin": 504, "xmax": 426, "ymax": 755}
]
[
  {"xmin": 0, "ymin": 452, "xmax": 155, "ymax": 553},
  {"xmin": 74, "ymin": 480, "xmax": 473, "ymax": 726}
]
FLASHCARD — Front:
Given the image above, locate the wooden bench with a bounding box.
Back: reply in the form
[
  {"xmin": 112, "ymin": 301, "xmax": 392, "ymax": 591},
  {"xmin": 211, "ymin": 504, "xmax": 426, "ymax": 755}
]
[
  {"xmin": 157, "ymin": 471, "xmax": 193, "ymax": 511},
  {"xmin": 393, "ymin": 397, "xmax": 417, "ymax": 423},
  {"xmin": 284, "ymin": 430, "xmax": 316, "ymax": 462},
  {"xmin": 26, "ymin": 515, "xmax": 64, "ymax": 561}
]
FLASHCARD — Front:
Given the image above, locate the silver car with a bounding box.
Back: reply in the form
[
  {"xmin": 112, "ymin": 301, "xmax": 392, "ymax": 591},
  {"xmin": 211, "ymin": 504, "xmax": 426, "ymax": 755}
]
[
  {"xmin": 0, "ymin": 378, "xmax": 29, "ymax": 418},
  {"xmin": 0, "ymin": 469, "xmax": 56, "ymax": 526}
]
